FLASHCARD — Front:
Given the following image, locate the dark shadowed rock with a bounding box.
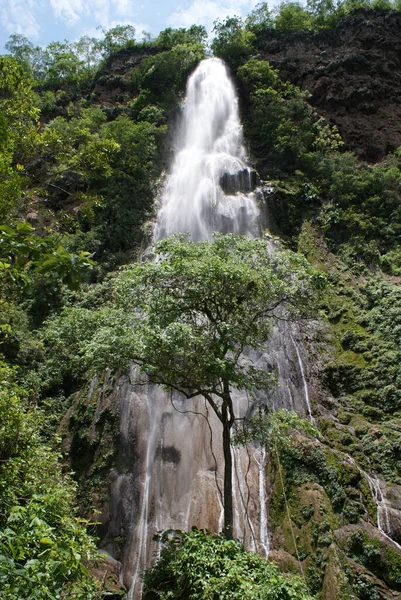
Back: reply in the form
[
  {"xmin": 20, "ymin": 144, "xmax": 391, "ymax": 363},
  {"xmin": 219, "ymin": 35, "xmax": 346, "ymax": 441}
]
[
  {"xmin": 220, "ymin": 168, "xmax": 260, "ymax": 194},
  {"xmin": 254, "ymin": 9, "xmax": 401, "ymax": 162}
]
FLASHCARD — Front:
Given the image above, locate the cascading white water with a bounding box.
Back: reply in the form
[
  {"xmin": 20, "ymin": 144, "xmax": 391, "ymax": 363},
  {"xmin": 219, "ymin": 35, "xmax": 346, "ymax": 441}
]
[
  {"xmin": 154, "ymin": 57, "xmax": 260, "ymax": 241},
  {"xmin": 119, "ymin": 58, "xmax": 316, "ymax": 599}
]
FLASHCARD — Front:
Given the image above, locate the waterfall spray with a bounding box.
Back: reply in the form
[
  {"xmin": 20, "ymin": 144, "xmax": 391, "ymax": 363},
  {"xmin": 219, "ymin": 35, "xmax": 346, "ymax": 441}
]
[{"xmin": 154, "ymin": 58, "xmax": 260, "ymax": 241}]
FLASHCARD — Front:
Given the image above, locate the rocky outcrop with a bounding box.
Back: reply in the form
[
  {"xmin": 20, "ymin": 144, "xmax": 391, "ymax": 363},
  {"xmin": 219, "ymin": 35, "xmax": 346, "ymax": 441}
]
[
  {"xmin": 91, "ymin": 46, "xmax": 160, "ymax": 107},
  {"xmin": 219, "ymin": 168, "xmax": 260, "ymax": 195},
  {"xmin": 255, "ymin": 9, "xmax": 401, "ymax": 162}
]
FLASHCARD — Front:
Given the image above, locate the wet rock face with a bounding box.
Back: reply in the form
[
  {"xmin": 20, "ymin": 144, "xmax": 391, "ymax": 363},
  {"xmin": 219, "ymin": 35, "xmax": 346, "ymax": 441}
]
[
  {"xmin": 219, "ymin": 169, "xmax": 260, "ymax": 195},
  {"xmin": 382, "ymin": 483, "xmax": 401, "ymax": 544},
  {"xmin": 255, "ymin": 9, "xmax": 401, "ymax": 162}
]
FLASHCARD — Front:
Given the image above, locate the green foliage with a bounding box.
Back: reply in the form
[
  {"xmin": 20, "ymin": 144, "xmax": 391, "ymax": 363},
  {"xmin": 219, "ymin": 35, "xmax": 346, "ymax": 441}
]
[
  {"xmin": 275, "ymin": 2, "xmax": 313, "ymax": 32},
  {"xmin": 324, "ymin": 276, "xmax": 401, "ymax": 424},
  {"xmin": 345, "ymin": 532, "xmax": 401, "ymax": 592},
  {"xmin": 139, "ymin": 43, "xmax": 205, "ymax": 107},
  {"xmin": 235, "ymin": 56, "xmax": 399, "ymax": 262},
  {"xmin": 237, "ymin": 58, "xmax": 278, "ymax": 90},
  {"xmin": 245, "ymin": 3, "xmax": 275, "ymax": 33},
  {"xmin": 307, "ymin": 0, "xmax": 338, "ymax": 28},
  {"xmin": 43, "ymin": 107, "xmax": 119, "ymax": 181},
  {"xmin": 97, "ymin": 24, "xmax": 136, "ymax": 55},
  {"xmin": 236, "ymin": 408, "xmax": 319, "ymax": 453},
  {"xmin": 44, "ymin": 42, "xmax": 89, "ymax": 89},
  {"xmin": 5, "ymin": 25, "xmax": 138, "ymax": 92},
  {"xmin": 211, "ymin": 17, "xmax": 256, "ymax": 69},
  {"xmin": 237, "ymin": 58, "xmax": 343, "ymax": 180},
  {"xmin": 384, "ymin": 548, "xmax": 401, "ymax": 587},
  {"xmin": 0, "ymin": 221, "xmax": 94, "ymax": 299},
  {"xmin": 315, "ymin": 152, "xmax": 401, "ymax": 263},
  {"xmin": 3, "ymin": 28, "xmax": 206, "ymax": 269},
  {"xmin": 39, "ymin": 234, "xmax": 324, "ymax": 403},
  {"xmin": 94, "ymin": 115, "xmax": 167, "ymax": 257},
  {"xmin": 0, "ymin": 361, "xmax": 100, "ymax": 598},
  {"xmin": 0, "ymin": 56, "xmax": 39, "ymax": 220},
  {"xmin": 78, "ymin": 234, "xmax": 325, "ymax": 380},
  {"xmin": 347, "ymin": 532, "xmax": 381, "ymax": 570},
  {"xmin": 154, "ymin": 25, "xmax": 207, "ymax": 49},
  {"xmin": 143, "ymin": 529, "xmax": 313, "ymax": 600}
]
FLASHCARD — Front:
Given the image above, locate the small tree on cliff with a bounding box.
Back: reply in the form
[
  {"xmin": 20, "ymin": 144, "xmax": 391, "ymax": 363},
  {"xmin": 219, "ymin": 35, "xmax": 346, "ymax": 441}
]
[{"xmin": 85, "ymin": 234, "xmax": 325, "ymax": 536}]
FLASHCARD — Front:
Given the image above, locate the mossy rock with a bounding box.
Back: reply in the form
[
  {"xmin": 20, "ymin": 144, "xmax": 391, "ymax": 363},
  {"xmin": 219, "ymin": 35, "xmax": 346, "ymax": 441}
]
[{"xmin": 321, "ymin": 546, "xmax": 352, "ymax": 600}]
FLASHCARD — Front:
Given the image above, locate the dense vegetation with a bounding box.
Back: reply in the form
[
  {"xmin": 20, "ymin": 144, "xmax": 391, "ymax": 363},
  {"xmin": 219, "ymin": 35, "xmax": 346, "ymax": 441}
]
[
  {"xmin": 143, "ymin": 528, "xmax": 313, "ymax": 600},
  {"xmin": 1, "ymin": 3, "xmax": 401, "ymax": 599}
]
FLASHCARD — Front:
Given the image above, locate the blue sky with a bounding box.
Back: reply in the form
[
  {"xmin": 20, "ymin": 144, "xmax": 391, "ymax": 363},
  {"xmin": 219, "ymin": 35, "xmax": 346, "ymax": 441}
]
[{"xmin": 0, "ymin": 0, "xmax": 264, "ymax": 52}]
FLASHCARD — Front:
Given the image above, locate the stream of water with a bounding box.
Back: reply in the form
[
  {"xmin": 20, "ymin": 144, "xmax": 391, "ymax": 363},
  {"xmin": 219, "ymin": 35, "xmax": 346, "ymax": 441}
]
[
  {"xmin": 154, "ymin": 57, "xmax": 260, "ymax": 242},
  {"xmin": 126, "ymin": 58, "xmax": 268, "ymax": 599},
  {"xmin": 123, "ymin": 58, "xmax": 316, "ymax": 598}
]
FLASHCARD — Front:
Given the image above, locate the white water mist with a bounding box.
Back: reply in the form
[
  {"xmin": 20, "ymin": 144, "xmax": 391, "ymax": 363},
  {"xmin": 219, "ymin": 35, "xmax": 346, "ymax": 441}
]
[{"xmin": 154, "ymin": 57, "xmax": 260, "ymax": 241}]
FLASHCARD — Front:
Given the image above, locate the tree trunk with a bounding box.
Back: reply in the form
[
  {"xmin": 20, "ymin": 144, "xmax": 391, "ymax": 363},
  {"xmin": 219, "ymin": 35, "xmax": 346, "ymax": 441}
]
[{"xmin": 222, "ymin": 405, "xmax": 234, "ymax": 538}]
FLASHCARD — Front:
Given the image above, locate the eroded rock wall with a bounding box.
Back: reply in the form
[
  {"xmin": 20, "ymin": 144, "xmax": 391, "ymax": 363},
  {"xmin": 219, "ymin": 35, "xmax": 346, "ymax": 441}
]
[{"xmin": 255, "ymin": 9, "xmax": 401, "ymax": 162}]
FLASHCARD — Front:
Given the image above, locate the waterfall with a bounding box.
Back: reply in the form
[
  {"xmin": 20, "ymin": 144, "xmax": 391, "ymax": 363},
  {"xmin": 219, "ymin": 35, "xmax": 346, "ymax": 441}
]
[
  {"xmin": 154, "ymin": 57, "xmax": 260, "ymax": 242},
  {"xmin": 118, "ymin": 58, "xmax": 314, "ymax": 599}
]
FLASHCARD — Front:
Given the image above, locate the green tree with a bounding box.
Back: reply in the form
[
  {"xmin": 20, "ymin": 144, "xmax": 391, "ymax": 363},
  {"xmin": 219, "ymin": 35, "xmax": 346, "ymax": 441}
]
[
  {"xmin": 0, "ymin": 56, "xmax": 39, "ymax": 220},
  {"xmin": 211, "ymin": 17, "xmax": 256, "ymax": 69},
  {"xmin": 307, "ymin": 0, "xmax": 338, "ymax": 28},
  {"xmin": 245, "ymin": 2, "xmax": 275, "ymax": 33},
  {"xmin": 5, "ymin": 34, "xmax": 36, "ymax": 73},
  {"xmin": 237, "ymin": 58, "xmax": 278, "ymax": 91},
  {"xmin": 0, "ymin": 361, "xmax": 100, "ymax": 598},
  {"xmin": 139, "ymin": 43, "xmax": 205, "ymax": 101},
  {"xmin": 97, "ymin": 24, "xmax": 136, "ymax": 56},
  {"xmin": 0, "ymin": 219, "xmax": 95, "ymax": 348},
  {"xmin": 143, "ymin": 528, "xmax": 313, "ymax": 600},
  {"xmin": 77, "ymin": 234, "xmax": 325, "ymax": 535},
  {"xmin": 42, "ymin": 41, "xmax": 87, "ymax": 89},
  {"xmin": 237, "ymin": 408, "xmax": 319, "ymax": 454},
  {"xmin": 154, "ymin": 25, "xmax": 207, "ymax": 48},
  {"xmin": 43, "ymin": 108, "xmax": 120, "ymax": 183},
  {"xmin": 275, "ymin": 2, "xmax": 313, "ymax": 32}
]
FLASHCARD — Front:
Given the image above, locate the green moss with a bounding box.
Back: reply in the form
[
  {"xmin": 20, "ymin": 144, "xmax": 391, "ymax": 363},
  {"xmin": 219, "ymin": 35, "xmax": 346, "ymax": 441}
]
[
  {"xmin": 384, "ymin": 548, "xmax": 401, "ymax": 588},
  {"xmin": 359, "ymin": 477, "xmax": 377, "ymax": 523},
  {"xmin": 338, "ymin": 410, "xmax": 352, "ymax": 424}
]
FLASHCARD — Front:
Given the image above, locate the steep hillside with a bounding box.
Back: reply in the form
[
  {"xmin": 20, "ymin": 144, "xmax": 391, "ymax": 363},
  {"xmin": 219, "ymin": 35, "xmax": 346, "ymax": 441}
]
[
  {"xmin": 254, "ymin": 9, "xmax": 401, "ymax": 162},
  {"xmin": 2, "ymin": 10, "xmax": 401, "ymax": 600}
]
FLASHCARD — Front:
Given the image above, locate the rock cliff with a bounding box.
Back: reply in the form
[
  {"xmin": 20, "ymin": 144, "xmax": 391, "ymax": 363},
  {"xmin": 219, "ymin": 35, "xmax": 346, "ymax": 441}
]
[{"xmin": 254, "ymin": 9, "xmax": 401, "ymax": 162}]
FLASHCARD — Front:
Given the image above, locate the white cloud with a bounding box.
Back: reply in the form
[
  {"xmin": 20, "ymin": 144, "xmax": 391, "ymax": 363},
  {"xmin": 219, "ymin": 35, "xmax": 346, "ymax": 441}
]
[
  {"xmin": 92, "ymin": 0, "xmax": 112, "ymax": 25},
  {"xmin": 0, "ymin": 0, "xmax": 41, "ymax": 38},
  {"xmin": 166, "ymin": 0, "xmax": 255, "ymax": 33},
  {"xmin": 49, "ymin": 0, "xmax": 86, "ymax": 24},
  {"xmin": 112, "ymin": 0, "xmax": 134, "ymax": 17},
  {"xmin": 48, "ymin": 0, "xmax": 142, "ymax": 27}
]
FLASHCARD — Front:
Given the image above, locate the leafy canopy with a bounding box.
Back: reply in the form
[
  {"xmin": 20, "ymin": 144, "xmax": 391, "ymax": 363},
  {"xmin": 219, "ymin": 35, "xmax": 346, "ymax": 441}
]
[
  {"xmin": 0, "ymin": 221, "xmax": 94, "ymax": 299},
  {"xmin": 142, "ymin": 528, "xmax": 313, "ymax": 600},
  {"xmin": 0, "ymin": 56, "xmax": 39, "ymax": 220},
  {"xmin": 79, "ymin": 234, "xmax": 326, "ymax": 396},
  {"xmin": 0, "ymin": 361, "xmax": 100, "ymax": 599}
]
